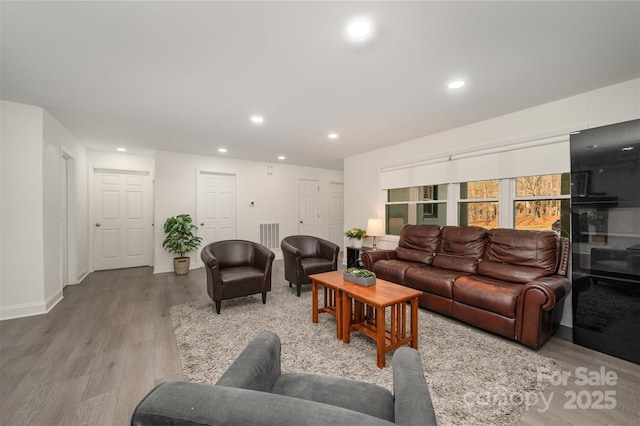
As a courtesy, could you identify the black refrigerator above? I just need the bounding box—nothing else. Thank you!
[570,119,640,364]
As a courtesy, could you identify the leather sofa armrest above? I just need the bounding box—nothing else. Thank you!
[518,275,571,311]
[361,250,396,270]
[318,239,340,266]
[253,243,276,272]
[200,245,219,269]
[392,347,437,426]
[516,275,571,349]
[132,382,395,426]
[281,240,302,258]
[216,331,281,392]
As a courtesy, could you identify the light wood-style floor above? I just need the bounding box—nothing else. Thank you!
[1,261,638,425]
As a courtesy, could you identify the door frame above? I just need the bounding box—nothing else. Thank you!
[195,168,239,268]
[88,165,155,273]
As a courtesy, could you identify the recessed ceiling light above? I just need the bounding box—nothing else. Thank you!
[278,155,286,160]
[218,148,227,153]
[116,147,126,152]
[346,18,373,41]
[447,80,466,89]
[622,146,634,151]
[328,133,339,140]
[250,115,264,124]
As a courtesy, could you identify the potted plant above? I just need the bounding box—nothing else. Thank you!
[344,227,367,248]
[343,267,377,286]
[163,214,203,275]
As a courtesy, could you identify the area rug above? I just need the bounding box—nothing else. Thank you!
[170,284,560,426]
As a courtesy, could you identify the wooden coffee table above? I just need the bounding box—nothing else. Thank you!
[310,270,421,368]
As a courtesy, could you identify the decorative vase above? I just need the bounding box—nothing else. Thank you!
[353,238,363,248]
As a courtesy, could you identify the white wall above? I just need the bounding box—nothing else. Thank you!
[0,101,46,319]
[154,150,343,273]
[344,78,640,328]
[43,111,89,291]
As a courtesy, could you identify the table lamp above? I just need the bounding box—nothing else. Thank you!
[366,218,384,250]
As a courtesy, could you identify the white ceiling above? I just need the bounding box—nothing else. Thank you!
[2,1,639,170]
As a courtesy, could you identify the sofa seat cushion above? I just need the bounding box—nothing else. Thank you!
[220,266,264,284]
[301,257,335,275]
[453,275,521,318]
[405,266,470,298]
[373,260,422,284]
[271,373,394,422]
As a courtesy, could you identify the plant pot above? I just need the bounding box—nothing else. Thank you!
[343,271,376,286]
[174,257,191,275]
[353,239,363,248]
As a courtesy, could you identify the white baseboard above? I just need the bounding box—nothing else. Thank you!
[0,301,47,321]
[45,290,63,312]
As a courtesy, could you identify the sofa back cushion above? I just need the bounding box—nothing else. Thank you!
[396,225,441,264]
[479,228,559,283]
[432,226,486,273]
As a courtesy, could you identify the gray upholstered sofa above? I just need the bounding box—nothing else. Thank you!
[131,331,437,426]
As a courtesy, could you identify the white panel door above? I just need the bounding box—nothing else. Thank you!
[329,182,344,250]
[197,172,237,264]
[60,156,69,287]
[299,179,319,235]
[94,170,153,270]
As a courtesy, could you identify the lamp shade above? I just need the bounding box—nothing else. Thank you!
[366,218,384,236]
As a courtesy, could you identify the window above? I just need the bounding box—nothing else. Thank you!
[383,174,570,236]
[514,173,570,237]
[458,180,499,228]
[385,184,448,235]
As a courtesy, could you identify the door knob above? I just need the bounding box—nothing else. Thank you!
[299,221,303,224]
[200,223,204,226]
[95,223,101,227]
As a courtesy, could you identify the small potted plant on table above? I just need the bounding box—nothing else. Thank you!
[344,227,367,248]
[163,214,202,275]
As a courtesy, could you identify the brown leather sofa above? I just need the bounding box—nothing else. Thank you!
[201,240,275,314]
[361,225,571,349]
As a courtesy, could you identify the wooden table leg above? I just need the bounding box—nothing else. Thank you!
[410,298,418,349]
[312,280,318,323]
[376,306,386,368]
[335,290,342,340]
[342,294,351,344]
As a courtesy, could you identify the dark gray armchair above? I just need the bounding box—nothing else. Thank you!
[281,235,340,296]
[132,331,438,426]
[200,240,275,314]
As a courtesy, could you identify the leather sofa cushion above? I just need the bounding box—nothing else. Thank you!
[405,266,470,298]
[438,226,486,257]
[432,254,477,274]
[398,225,441,252]
[301,258,335,275]
[396,247,434,265]
[372,259,422,285]
[478,260,550,284]
[453,275,521,318]
[484,228,558,272]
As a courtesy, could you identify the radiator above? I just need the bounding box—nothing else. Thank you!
[259,222,280,249]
